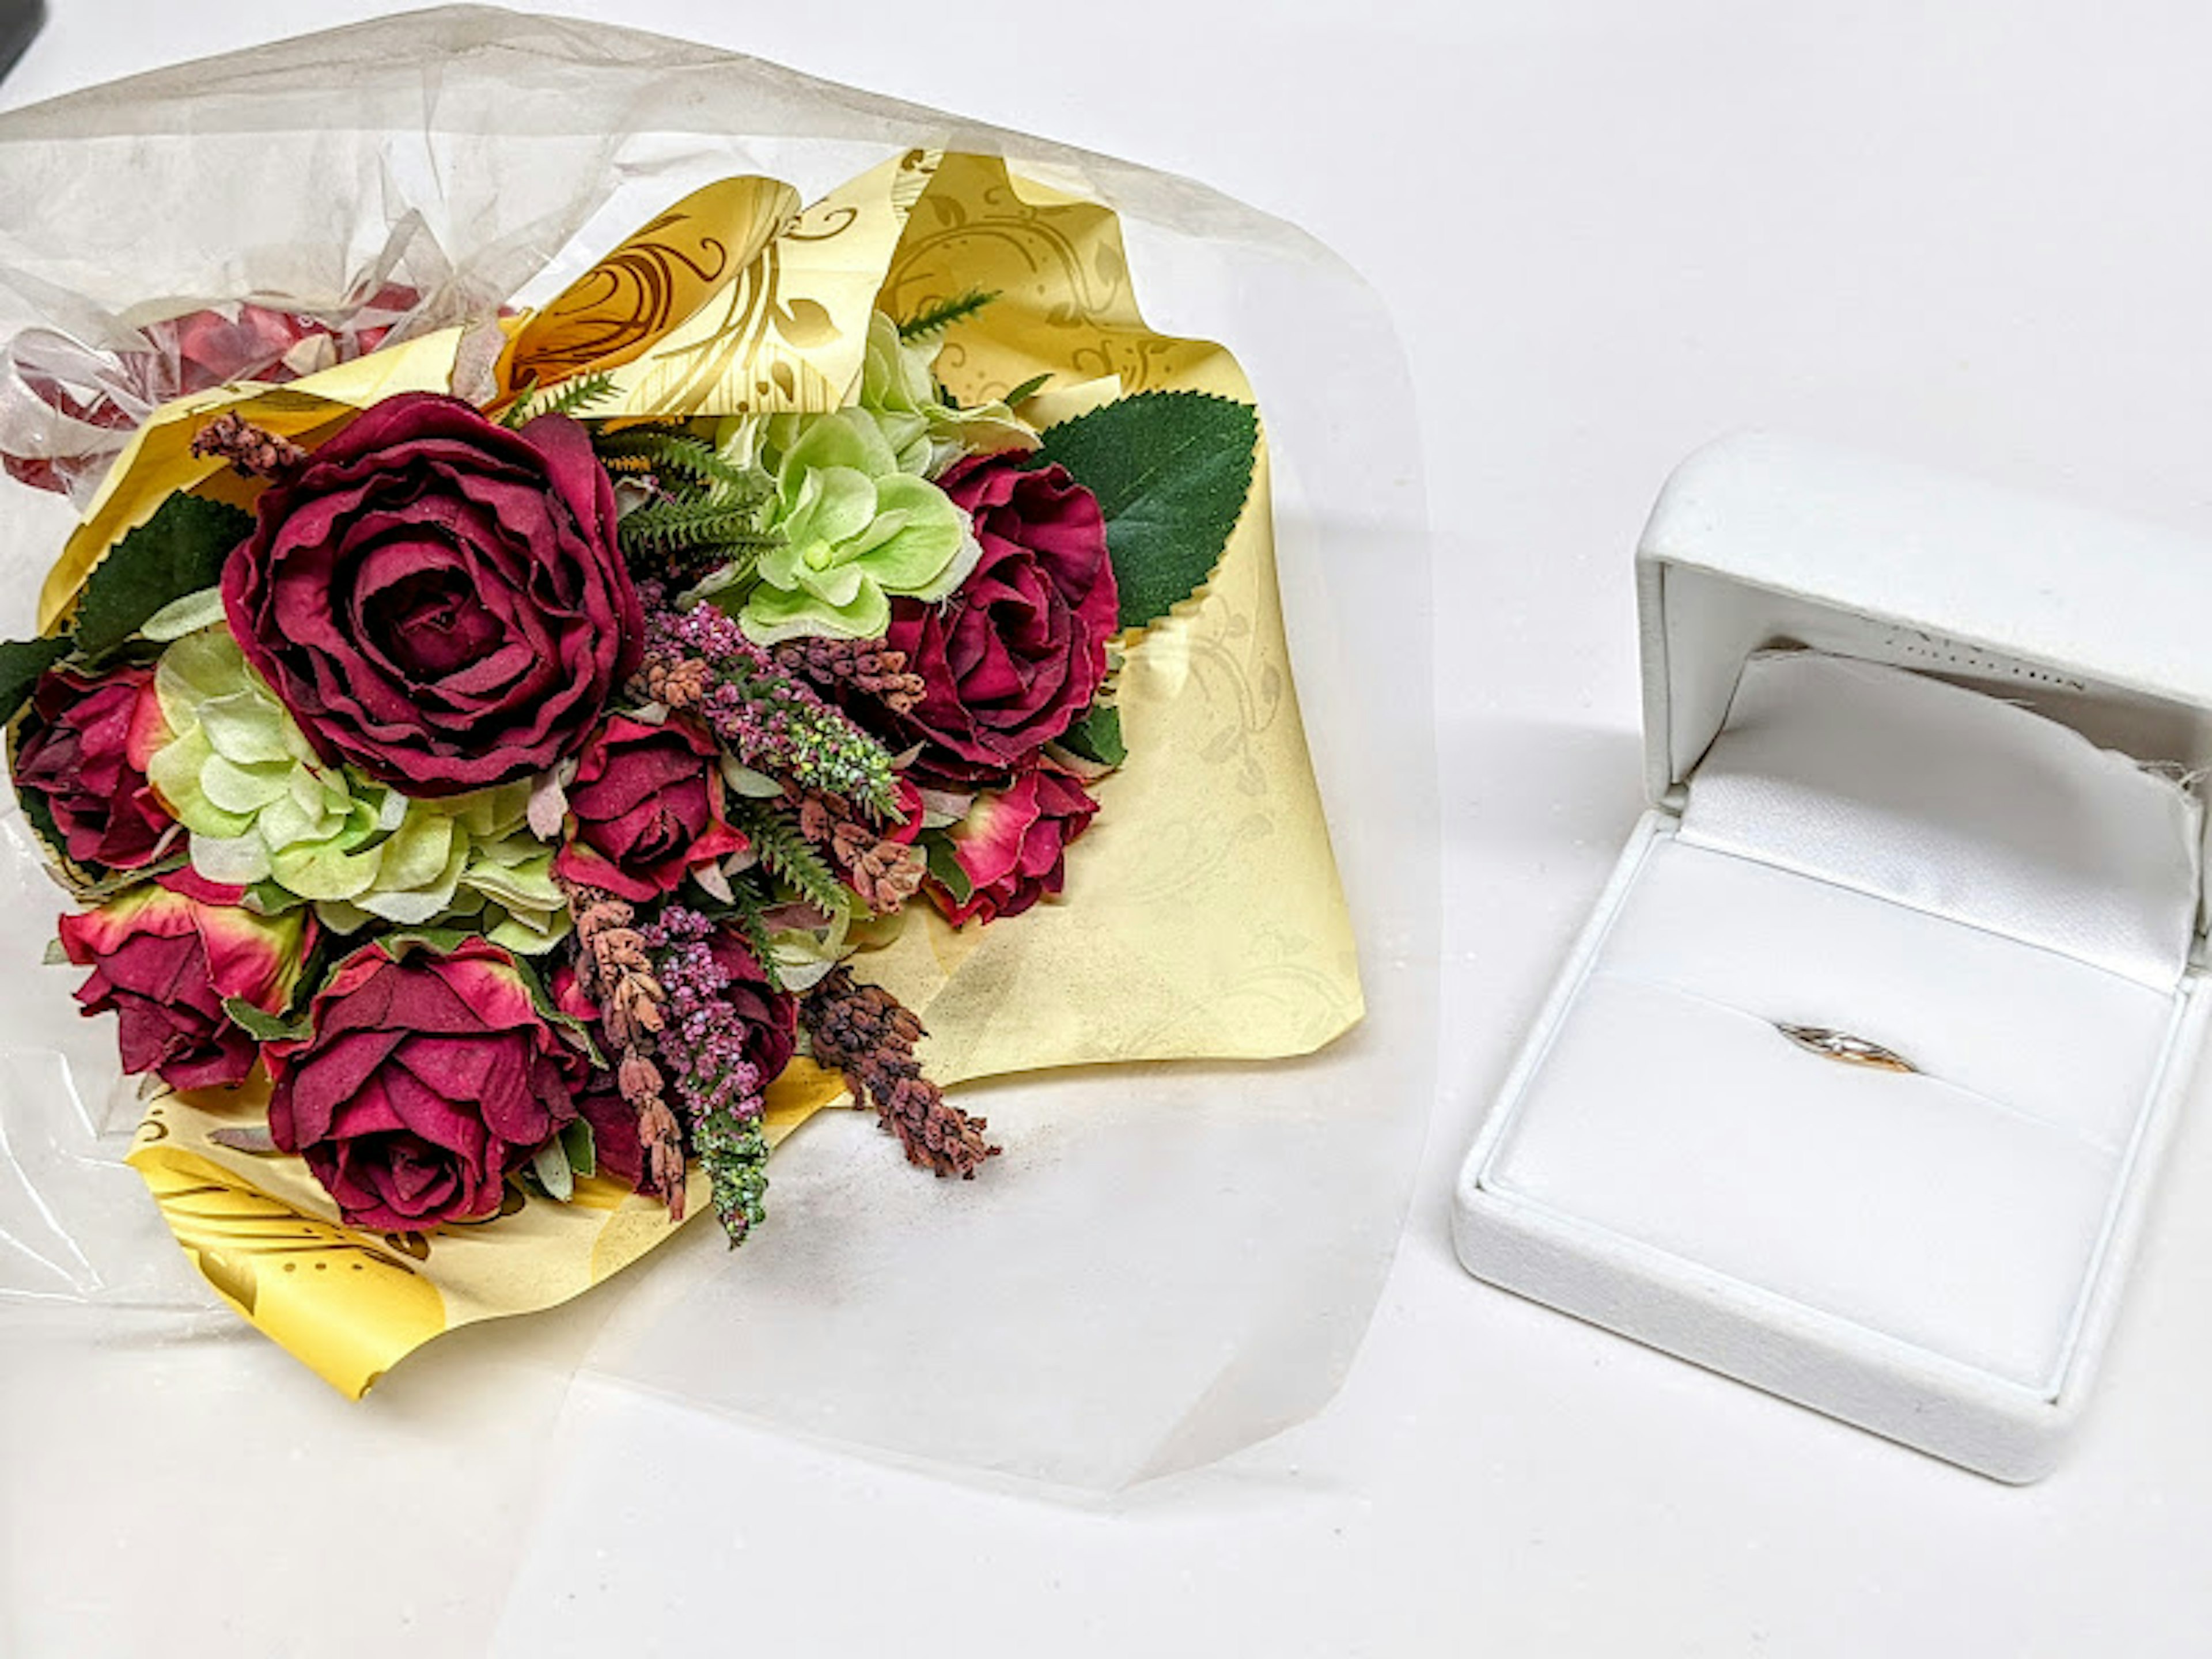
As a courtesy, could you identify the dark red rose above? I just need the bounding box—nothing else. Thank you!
[885,455,1117,779]
[574,1078,647,1192]
[221,391,642,796]
[704,929,799,1082]
[13,663,176,869]
[58,872,313,1090]
[552,715,748,903]
[266,938,589,1232]
[926,767,1100,928]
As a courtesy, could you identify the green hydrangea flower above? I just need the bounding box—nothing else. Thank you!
[692,312,1042,643]
[726,408,981,644]
[145,630,568,952]
[735,312,1039,484]
[851,310,1038,476]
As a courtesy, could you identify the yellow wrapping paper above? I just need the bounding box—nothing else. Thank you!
[80,152,1359,1396]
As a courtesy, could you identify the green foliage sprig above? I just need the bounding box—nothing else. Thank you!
[595,428,760,496]
[733,801,851,919]
[501,372,619,428]
[896,289,998,342]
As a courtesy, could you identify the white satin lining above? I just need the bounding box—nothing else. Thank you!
[1679,653,2204,990]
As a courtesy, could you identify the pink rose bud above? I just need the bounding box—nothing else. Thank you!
[927,767,1100,928]
[59,874,313,1091]
[552,714,749,902]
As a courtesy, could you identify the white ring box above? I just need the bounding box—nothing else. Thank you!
[1453,433,2212,1481]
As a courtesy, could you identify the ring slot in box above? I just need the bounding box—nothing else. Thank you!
[1453,433,2212,1480]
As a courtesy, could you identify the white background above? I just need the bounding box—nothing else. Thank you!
[8,3,2212,1654]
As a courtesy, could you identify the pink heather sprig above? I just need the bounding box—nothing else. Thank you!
[641,903,770,1245]
[635,589,901,820]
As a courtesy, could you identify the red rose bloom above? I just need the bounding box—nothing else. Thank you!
[704,929,799,1082]
[59,870,313,1090]
[266,939,588,1232]
[13,663,175,869]
[926,768,1100,927]
[886,455,1117,779]
[221,391,642,796]
[552,715,748,903]
[573,1076,647,1193]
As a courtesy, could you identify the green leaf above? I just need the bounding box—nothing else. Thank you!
[1036,391,1258,631]
[1058,704,1126,768]
[140,586,229,642]
[503,371,619,429]
[374,926,478,959]
[559,1118,598,1181]
[222,996,309,1044]
[897,289,998,342]
[73,494,253,661]
[0,635,70,724]
[921,832,973,906]
[531,1135,575,1203]
[1002,372,1051,406]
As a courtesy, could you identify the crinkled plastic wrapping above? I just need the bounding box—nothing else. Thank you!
[0,2,1434,1536]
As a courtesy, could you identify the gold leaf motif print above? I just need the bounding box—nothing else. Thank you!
[130,1144,448,1396]
[496,176,799,402]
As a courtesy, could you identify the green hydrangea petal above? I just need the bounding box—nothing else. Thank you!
[354,827,469,924]
[373,811,459,894]
[786,465,881,553]
[154,631,247,717]
[189,832,274,887]
[741,579,891,644]
[312,897,374,935]
[268,836,382,903]
[485,903,571,954]
[196,691,294,766]
[198,754,289,817]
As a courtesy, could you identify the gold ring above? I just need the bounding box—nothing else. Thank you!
[1774,1022,1919,1075]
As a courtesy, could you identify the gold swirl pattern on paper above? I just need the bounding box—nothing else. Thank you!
[71,153,1357,1396]
[124,1063,851,1398]
[495,175,798,402]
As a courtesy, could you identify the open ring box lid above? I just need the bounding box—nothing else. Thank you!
[1453,431,2212,1482]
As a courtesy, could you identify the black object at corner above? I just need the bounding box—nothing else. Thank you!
[0,0,44,83]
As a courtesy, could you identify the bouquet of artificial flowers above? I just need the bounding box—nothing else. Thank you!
[0,135,1342,1399]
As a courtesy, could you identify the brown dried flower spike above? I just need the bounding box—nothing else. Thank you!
[563,880,687,1217]
[189,412,308,480]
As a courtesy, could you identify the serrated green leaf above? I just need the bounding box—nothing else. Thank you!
[1059,704,1126,768]
[921,832,974,904]
[73,494,253,661]
[1036,390,1258,631]
[222,996,309,1044]
[0,635,71,724]
[531,1135,575,1203]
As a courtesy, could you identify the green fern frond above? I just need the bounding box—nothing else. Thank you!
[897,289,998,342]
[595,429,762,497]
[619,498,781,558]
[718,873,783,991]
[736,805,850,918]
[502,372,619,427]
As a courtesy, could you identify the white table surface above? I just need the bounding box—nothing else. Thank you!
[7,3,2212,1654]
